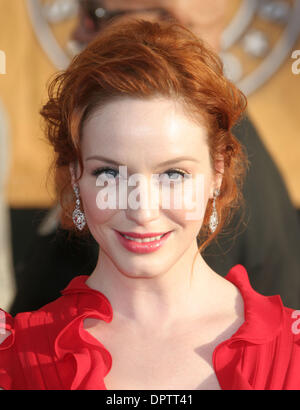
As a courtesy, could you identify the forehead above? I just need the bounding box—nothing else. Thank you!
[81,96,209,160]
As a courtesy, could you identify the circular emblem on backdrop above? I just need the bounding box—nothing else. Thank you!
[26,0,300,96]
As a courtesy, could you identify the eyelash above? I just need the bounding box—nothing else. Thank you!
[91,166,189,181]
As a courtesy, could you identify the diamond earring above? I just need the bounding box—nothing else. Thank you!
[72,183,86,231]
[209,188,220,233]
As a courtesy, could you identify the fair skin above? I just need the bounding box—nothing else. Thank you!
[0,2,240,392]
[69,96,245,390]
[0,96,245,390]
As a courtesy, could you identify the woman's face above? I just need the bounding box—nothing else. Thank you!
[72,96,222,277]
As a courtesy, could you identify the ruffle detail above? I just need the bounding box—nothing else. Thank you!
[0,309,15,350]
[54,268,287,390]
[224,264,284,345]
[0,309,15,390]
[53,276,113,390]
[213,264,287,390]
[0,267,290,390]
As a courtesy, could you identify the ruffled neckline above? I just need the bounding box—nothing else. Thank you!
[222,264,284,344]
[54,264,284,390]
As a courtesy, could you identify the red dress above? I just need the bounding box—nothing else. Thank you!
[1,264,300,390]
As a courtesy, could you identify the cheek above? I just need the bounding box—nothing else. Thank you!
[80,183,118,225]
[78,172,212,229]
[165,174,211,223]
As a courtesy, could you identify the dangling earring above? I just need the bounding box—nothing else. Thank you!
[209,188,220,233]
[72,183,86,231]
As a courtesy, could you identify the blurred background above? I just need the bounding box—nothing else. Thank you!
[0,0,300,312]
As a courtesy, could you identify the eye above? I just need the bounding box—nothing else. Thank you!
[91,167,191,182]
[162,168,189,182]
[92,166,119,179]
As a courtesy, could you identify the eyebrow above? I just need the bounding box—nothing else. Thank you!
[85,155,200,167]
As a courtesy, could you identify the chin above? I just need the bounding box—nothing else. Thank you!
[115,255,176,278]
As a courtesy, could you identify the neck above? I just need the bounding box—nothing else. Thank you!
[85,241,221,333]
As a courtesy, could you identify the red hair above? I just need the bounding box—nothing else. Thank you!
[40,18,247,251]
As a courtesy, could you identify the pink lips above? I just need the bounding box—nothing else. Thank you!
[117,231,167,238]
[115,230,172,254]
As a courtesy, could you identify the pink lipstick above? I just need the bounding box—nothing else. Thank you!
[114,230,172,254]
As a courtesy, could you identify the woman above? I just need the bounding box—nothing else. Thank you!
[1,19,300,390]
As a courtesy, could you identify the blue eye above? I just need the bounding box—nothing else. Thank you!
[163,169,187,181]
[92,167,118,178]
[91,167,190,181]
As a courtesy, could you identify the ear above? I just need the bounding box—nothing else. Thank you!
[209,154,224,198]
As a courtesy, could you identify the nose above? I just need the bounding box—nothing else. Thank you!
[125,205,160,226]
[125,176,160,225]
